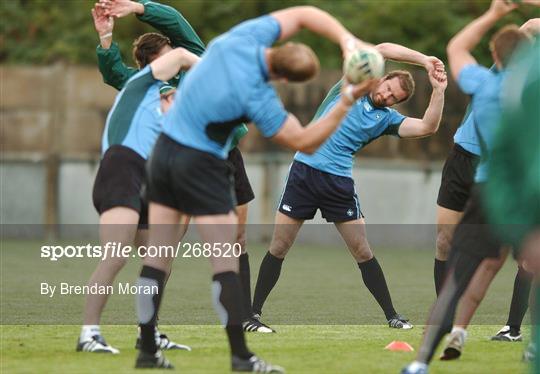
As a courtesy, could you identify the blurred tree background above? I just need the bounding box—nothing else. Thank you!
[1,0,538,66]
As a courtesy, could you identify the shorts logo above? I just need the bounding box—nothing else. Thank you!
[347,209,354,217]
[282,204,292,212]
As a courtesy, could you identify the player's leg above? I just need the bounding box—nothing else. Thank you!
[252,160,314,321]
[492,264,532,342]
[195,212,284,373]
[134,217,192,352]
[435,205,463,295]
[78,207,138,354]
[334,218,412,329]
[440,248,508,360]
[135,202,183,369]
[403,186,502,373]
[252,212,304,318]
[435,144,479,296]
[227,147,256,326]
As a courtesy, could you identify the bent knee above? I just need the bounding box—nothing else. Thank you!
[269,238,293,259]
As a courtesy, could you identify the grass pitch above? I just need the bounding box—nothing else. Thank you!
[0,240,532,373]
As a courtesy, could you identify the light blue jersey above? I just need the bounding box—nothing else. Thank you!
[102,65,163,159]
[457,64,506,183]
[453,111,481,156]
[295,80,406,178]
[163,15,288,159]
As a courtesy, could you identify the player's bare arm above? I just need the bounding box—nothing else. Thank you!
[398,69,447,138]
[150,48,200,82]
[91,3,114,49]
[520,17,540,36]
[272,79,378,154]
[375,43,444,74]
[270,6,368,55]
[447,0,517,80]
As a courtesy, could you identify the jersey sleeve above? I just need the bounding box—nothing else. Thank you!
[381,109,406,136]
[457,64,493,95]
[123,65,158,94]
[96,42,138,91]
[245,84,288,138]
[137,0,206,57]
[229,15,281,46]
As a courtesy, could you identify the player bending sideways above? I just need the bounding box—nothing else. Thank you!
[77,41,198,355]
[441,18,540,360]
[401,1,532,373]
[251,44,447,331]
[94,0,267,334]
[135,5,378,371]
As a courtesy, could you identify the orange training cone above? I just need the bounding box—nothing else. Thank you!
[384,341,414,352]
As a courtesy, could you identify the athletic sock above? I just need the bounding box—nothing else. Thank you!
[506,266,532,330]
[80,325,101,341]
[434,259,447,296]
[212,271,252,359]
[358,257,396,320]
[136,265,166,354]
[252,252,284,316]
[238,253,253,319]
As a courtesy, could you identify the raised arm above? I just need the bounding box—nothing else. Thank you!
[272,79,379,154]
[270,6,367,56]
[397,69,447,138]
[447,0,517,81]
[150,48,200,82]
[92,4,137,90]
[375,43,444,74]
[100,0,206,56]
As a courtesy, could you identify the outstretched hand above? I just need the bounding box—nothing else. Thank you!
[428,67,448,91]
[424,56,445,75]
[98,0,144,18]
[340,78,379,106]
[91,3,114,37]
[488,0,518,18]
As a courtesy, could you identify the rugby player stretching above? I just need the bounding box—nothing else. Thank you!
[402,1,531,372]
[251,44,447,331]
[135,6,377,371]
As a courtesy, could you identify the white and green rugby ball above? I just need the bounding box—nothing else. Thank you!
[343,47,385,84]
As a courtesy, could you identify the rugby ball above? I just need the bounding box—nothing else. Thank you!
[343,47,385,84]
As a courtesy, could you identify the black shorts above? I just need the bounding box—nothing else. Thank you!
[278,160,363,222]
[437,144,480,211]
[228,147,254,206]
[147,134,236,215]
[451,185,502,259]
[92,145,148,225]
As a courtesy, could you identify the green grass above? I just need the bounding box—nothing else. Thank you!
[0,325,529,373]
[0,240,533,372]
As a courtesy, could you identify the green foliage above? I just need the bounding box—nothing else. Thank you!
[0,0,538,66]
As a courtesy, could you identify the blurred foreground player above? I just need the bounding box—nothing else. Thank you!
[77,39,198,354]
[439,18,539,360]
[95,0,265,333]
[402,1,530,372]
[252,44,447,330]
[136,5,378,371]
[484,35,540,367]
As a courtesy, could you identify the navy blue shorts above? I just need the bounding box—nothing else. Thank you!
[278,161,363,222]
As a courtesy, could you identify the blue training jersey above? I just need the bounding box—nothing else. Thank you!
[453,110,481,156]
[457,64,506,183]
[295,80,406,178]
[163,15,288,159]
[102,65,163,159]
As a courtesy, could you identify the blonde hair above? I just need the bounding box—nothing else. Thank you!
[269,42,320,82]
[490,25,530,67]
